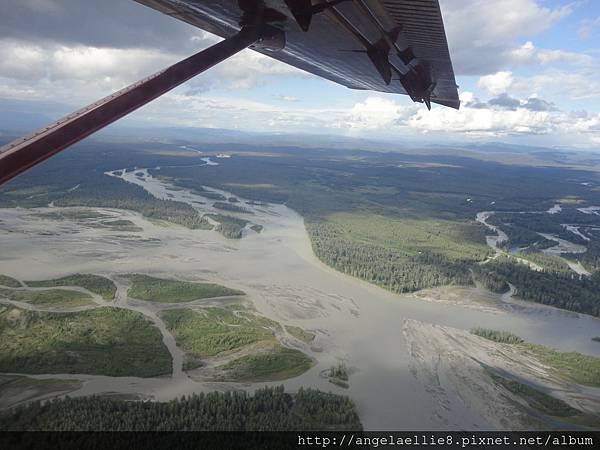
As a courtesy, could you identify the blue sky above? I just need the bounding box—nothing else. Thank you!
[0,0,599,149]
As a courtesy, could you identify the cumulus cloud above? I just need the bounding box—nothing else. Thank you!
[0,36,306,106]
[0,39,181,102]
[487,94,521,110]
[401,91,553,136]
[347,97,415,130]
[131,90,599,147]
[408,105,552,135]
[480,94,557,112]
[476,67,600,103]
[0,0,307,95]
[508,41,594,66]
[521,97,558,112]
[0,0,598,149]
[0,0,305,100]
[439,0,573,74]
[511,69,600,100]
[1,0,595,102]
[477,72,514,95]
[3,0,578,79]
[404,93,598,144]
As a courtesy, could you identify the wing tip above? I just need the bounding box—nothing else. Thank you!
[432,97,461,110]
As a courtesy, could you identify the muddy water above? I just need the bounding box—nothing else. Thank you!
[564,225,590,242]
[475,212,545,270]
[1,169,599,430]
[539,233,587,255]
[476,211,508,253]
[537,233,591,276]
[579,206,600,216]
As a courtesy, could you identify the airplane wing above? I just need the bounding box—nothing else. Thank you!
[135,0,460,109]
[0,0,459,185]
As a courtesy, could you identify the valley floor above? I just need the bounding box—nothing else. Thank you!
[0,170,599,430]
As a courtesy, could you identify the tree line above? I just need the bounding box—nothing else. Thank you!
[0,386,362,431]
[477,258,600,317]
[307,221,474,293]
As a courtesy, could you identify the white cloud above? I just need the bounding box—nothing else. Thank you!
[212,48,308,89]
[408,101,554,136]
[0,41,46,80]
[578,16,600,40]
[136,91,347,133]
[440,0,574,74]
[0,38,308,105]
[0,84,39,99]
[477,72,514,95]
[0,1,598,149]
[508,41,593,66]
[128,90,600,148]
[347,97,414,130]
[534,48,593,66]
[476,66,600,102]
[405,93,600,144]
[511,70,600,100]
[0,39,178,99]
[458,91,476,106]
[50,46,176,84]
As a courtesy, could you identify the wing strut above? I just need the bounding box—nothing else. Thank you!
[0,24,280,186]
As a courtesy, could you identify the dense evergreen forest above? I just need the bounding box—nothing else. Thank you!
[0,386,362,431]
[307,221,475,293]
[487,218,556,250]
[512,252,571,273]
[482,207,600,313]
[489,209,597,250]
[476,257,600,317]
[470,266,510,293]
